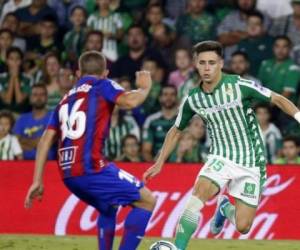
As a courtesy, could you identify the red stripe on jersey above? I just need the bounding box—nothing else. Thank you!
[91,97,114,171]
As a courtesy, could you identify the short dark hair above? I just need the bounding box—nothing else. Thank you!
[192,41,224,58]
[70,5,87,17]
[283,135,300,147]
[0,28,13,38]
[32,83,48,94]
[160,84,177,96]
[254,102,271,113]
[0,110,15,130]
[121,134,139,149]
[247,10,264,22]
[6,46,23,60]
[231,50,249,61]
[274,35,292,47]
[79,50,106,75]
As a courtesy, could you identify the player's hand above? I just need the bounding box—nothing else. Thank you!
[24,182,44,209]
[143,162,162,182]
[135,71,152,90]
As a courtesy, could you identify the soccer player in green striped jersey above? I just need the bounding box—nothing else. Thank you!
[143,40,300,250]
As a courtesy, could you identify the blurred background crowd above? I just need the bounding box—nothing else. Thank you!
[0,0,300,165]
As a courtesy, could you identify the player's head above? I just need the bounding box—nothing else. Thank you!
[193,40,224,84]
[78,50,108,77]
[30,83,48,110]
[0,110,15,136]
[282,135,300,161]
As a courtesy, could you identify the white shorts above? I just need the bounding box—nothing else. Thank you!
[198,155,263,207]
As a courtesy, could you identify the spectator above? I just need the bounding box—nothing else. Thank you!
[26,15,61,59]
[270,0,300,49]
[63,6,88,64]
[0,29,14,72]
[217,0,271,64]
[119,134,142,162]
[47,0,85,29]
[275,135,300,164]
[0,47,32,113]
[1,13,26,52]
[0,110,22,160]
[110,25,165,81]
[87,0,124,62]
[257,0,292,19]
[142,85,178,162]
[13,84,56,160]
[237,11,273,76]
[141,58,162,114]
[15,0,57,38]
[187,115,210,161]
[257,36,300,104]
[168,48,194,90]
[0,0,31,25]
[83,30,103,52]
[165,0,187,21]
[176,0,216,45]
[58,66,76,96]
[230,51,261,84]
[36,52,62,110]
[105,105,140,161]
[255,103,282,163]
[173,130,201,163]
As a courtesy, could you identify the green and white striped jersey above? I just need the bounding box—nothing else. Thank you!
[175,73,272,173]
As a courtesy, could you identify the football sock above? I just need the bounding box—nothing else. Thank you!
[119,207,152,250]
[175,195,204,250]
[97,207,117,250]
[222,202,236,225]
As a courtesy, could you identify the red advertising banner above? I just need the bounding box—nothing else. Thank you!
[0,161,300,239]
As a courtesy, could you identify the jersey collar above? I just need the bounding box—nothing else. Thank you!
[200,73,226,95]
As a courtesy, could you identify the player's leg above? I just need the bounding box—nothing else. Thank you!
[119,186,156,250]
[175,157,230,250]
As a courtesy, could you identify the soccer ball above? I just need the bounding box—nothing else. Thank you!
[149,240,177,250]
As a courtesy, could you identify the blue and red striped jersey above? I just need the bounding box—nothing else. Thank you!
[47,76,124,178]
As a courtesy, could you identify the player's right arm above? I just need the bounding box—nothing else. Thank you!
[143,96,196,181]
[24,129,57,208]
[116,71,152,109]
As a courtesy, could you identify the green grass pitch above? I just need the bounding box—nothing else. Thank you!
[0,235,300,250]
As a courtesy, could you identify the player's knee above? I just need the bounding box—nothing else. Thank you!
[236,220,251,234]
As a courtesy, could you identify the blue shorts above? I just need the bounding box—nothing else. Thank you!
[64,163,144,213]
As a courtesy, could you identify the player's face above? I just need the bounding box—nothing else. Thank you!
[0,117,11,137]
[273,39,290,61]
[30,87,47,109]
[160,87,177,109]
[283,141,299,160]
[194,51,223,84]
[230,55,248,75]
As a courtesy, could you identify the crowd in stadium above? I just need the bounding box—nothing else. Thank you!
[0,0,300,164]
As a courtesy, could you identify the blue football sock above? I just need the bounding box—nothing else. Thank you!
[97,207,117,250]
[119,207,152,250]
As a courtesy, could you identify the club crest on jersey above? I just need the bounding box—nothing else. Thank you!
[225,85,233,96]
[199,108,207,118]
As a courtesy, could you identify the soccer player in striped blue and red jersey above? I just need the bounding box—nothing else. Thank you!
[25,51,156,250]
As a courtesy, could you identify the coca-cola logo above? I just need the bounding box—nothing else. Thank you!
[54,174,295,239]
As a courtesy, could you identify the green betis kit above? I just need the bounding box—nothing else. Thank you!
[175,73,272,182]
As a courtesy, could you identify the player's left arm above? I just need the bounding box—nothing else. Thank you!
[270,92,300,122]
[24,129,57,208]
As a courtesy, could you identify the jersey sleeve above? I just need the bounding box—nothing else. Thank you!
[47,109,59,131]
[175,95,196,130]
[238,77,272,102]
[101,79,125,103]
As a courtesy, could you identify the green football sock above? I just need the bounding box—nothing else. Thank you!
[222,202,236,225]
[175,196,203,250]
